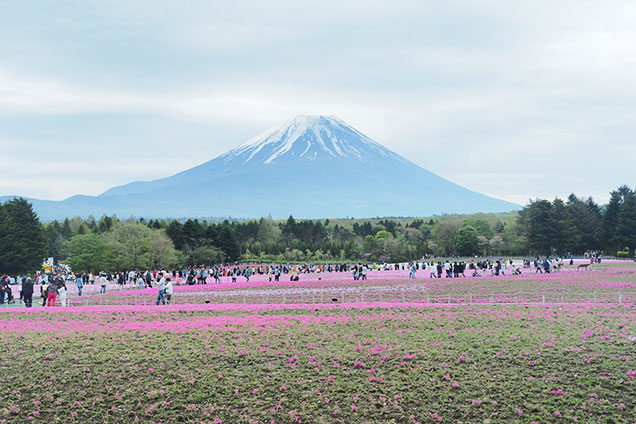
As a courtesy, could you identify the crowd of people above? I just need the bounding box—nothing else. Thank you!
[405,259,522,279]
[0,255,601,308]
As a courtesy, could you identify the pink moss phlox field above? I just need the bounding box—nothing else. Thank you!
[2,265,636,423]
[50,268,636,308]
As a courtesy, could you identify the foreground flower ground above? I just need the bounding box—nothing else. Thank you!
[1,270,636,423]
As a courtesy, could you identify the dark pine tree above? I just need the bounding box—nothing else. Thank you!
[0,198,47,274]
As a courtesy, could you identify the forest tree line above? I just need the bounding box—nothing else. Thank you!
[2,185,636,274]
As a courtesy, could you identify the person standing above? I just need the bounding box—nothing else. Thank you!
[58,281,67,307]
[75,273,84,296]
[409,263,417,279]
[47,278,58,307]
[165,278,173,304]
[155,273,166,305]
[99,272,107,294]
[22,277,34,307]
[41,280,49,307]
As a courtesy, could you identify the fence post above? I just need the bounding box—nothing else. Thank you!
[401,289,405,303]
[619,292,623,305]
[542,294,545,305]
[469,293,473,304]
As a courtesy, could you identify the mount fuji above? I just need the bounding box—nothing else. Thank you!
[4,115,519,220]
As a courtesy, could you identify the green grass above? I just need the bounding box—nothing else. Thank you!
[1,304,635,423]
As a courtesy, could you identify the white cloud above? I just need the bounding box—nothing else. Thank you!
[0,0,635,205]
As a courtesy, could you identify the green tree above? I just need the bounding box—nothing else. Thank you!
[462,218,494,239]
[149,230,182,269]
[430,220,461,256]
[187,246,225,266]
[104,222,153,270]
[256,216,280,244]
[517,199,554,255]
[455,225,479,256]
[551,198,576,255]
[617,188,636,257]
[62,233,113,272]
[363,235,378,258]
[0,198,47,274]
[166,220,185,250]
[566,194,600,253]
[375,230,389,240]
[601,188,626,254]
[218,224,240,261]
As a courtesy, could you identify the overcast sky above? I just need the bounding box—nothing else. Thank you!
[1,0,634,205]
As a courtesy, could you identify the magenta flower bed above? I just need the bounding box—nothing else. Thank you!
[2,265,635,423]
[1,301,635,423]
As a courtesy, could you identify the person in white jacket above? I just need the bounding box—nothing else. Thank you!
[58,282,68,307]
[165,279,174,304]
[99,272,108,294]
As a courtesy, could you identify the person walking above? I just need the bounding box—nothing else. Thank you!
[244,267,251,282]
[22,277,34,307]
[155,273,167,305]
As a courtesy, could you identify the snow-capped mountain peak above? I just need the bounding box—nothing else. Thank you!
[31,114,520,219]
[221,114,404,166]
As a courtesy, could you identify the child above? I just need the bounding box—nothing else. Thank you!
[165,278,173,304]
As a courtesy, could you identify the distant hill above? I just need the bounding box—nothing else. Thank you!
[1,115,519,220]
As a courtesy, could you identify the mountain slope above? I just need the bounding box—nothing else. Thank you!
[4,115,519,220]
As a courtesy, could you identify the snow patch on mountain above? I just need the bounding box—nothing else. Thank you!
[220,114,406,166]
